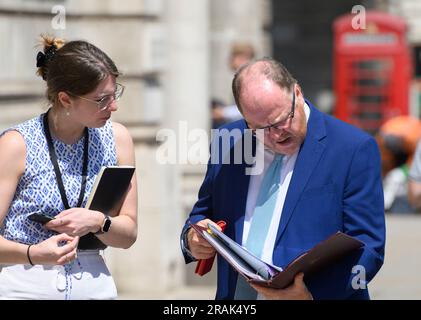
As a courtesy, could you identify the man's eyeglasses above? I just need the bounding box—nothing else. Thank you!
[247,86,295,135]
[68,83,125,111]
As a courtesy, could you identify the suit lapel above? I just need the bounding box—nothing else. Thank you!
[275,103,327,244]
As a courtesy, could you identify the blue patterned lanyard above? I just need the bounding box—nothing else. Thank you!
[56,260,83,300]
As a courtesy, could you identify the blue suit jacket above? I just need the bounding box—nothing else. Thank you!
[181,101,385,300]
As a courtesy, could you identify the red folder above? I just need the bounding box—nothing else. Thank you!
[194,220,226,276]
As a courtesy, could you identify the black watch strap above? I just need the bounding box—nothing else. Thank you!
[95,214,111,234]
[102,215,112,233]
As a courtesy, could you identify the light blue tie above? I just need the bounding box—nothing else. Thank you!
[234,154,284,299]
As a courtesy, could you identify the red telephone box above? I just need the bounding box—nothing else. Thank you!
[333,11,412,134]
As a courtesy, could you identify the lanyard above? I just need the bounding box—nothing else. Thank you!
[43,109,89,209]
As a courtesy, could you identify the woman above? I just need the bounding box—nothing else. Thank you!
[0,36,138,299]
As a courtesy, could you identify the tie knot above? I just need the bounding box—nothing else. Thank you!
[273,154,284,163]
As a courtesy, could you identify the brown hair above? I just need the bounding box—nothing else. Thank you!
[232,57,297,112]
[230,42,255,60]
[36,35,120,105]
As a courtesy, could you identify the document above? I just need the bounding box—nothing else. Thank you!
[190,222,363,289]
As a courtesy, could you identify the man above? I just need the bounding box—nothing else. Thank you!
[181,57,385,300]
[229,42,255,72]
[377,116,421,213]
[212,42,256,126]
[408,139,421,209]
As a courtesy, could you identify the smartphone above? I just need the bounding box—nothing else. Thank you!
[27,212,55,224]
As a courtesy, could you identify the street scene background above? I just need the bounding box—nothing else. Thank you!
[1,0,421,299]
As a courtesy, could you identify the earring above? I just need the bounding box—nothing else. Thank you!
[66,111,70,116]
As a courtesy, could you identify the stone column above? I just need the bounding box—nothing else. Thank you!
[116,0,209,296]
[160,0,210,291]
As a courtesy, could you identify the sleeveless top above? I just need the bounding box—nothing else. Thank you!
[0,112,117,245]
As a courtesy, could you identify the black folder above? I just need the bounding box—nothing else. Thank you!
[78,166,135,250]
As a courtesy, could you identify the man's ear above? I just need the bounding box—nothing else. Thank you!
[295,84,304,105]
[57,91,73,109]
[295,84,302,97]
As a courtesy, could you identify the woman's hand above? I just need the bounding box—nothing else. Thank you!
[45,208,104,237]
[29,233,79,265]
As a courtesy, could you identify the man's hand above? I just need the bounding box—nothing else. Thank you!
[187,219,222,260]
[250,273,313,300]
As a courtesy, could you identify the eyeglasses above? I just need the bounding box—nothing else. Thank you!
[247,86,295,135]
[68,83,125,111]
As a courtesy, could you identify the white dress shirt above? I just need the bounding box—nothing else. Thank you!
[242,102,311,266]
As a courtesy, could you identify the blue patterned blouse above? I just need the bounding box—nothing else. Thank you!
[0,112,117,245]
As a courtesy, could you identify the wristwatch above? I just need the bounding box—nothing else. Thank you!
[95,214,111,234]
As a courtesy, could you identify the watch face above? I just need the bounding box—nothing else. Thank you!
[103,218,112,232]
